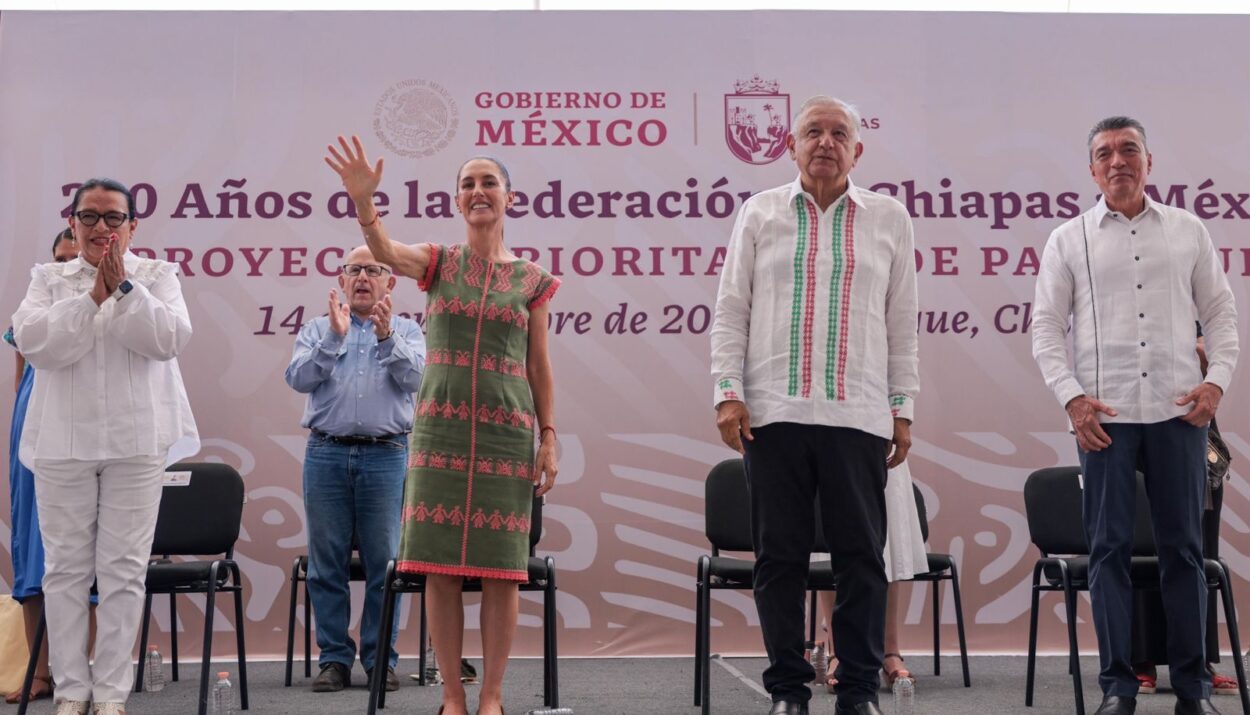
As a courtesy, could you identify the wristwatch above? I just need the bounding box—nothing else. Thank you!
[112,279,133,301]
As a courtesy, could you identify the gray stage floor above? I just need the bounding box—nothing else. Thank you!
[10,654,1246,714]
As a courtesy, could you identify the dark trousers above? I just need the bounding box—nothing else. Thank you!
[743,422,888,706]
[1132,478,1222,666]
[1078,418,1210,699]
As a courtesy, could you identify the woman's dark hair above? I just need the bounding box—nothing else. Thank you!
[455,156,512,191]
[51,228,75,255]
[70,177,135,219]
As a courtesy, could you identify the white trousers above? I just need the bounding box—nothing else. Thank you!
[32,454,165,705]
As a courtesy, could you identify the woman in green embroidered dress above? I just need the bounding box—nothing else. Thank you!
[326,136,559,715]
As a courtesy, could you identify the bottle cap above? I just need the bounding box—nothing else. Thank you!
[218,671,230,679]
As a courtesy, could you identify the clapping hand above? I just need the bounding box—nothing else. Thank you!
[370,295,393,341]
[90,234,126,305]
[327,289,350,336]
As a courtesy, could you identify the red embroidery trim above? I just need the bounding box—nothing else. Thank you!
[527,275,561,309]
[395,559,528,582]
[800,200,819,398]
[418,243,441,292]
[835,202,857,400]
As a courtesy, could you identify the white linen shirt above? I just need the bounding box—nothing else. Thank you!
[1032,196,1238,424]
[710,177,920,441]
[12,252,200,465]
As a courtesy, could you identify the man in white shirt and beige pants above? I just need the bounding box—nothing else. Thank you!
[711,95,920,715]
[13,178,199,715]
[1032,117,1237,715]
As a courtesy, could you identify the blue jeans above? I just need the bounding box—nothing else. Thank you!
[1079,417,1210,699]
[303,432,406,672]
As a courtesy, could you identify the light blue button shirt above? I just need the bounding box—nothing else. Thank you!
[285,313,426,437]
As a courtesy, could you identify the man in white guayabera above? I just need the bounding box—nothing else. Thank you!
[1032,116,1238,715]
[710,95,920,715]
[12,177,199,715]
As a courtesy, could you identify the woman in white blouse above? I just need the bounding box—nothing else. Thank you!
[12,178,199,715]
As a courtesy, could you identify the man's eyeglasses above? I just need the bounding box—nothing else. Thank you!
[342,264,391,278]
[73,210,130,228]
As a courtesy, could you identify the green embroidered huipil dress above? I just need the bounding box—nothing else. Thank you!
[397,244,559,581]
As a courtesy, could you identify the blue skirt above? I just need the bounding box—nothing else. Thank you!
[9,363,43,602]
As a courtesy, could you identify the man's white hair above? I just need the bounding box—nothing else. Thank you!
[792,95,862,140]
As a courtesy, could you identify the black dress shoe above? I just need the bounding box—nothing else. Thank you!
[834,701,883,715]
[1094,696,1136,715]
[1176,697,1222,715]
[311,661,350,692]
[767,701,809,715]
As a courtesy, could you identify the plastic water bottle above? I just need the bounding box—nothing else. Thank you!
[811,641,828,685]
[423,646,441,685]
[892,675,914,715]
[143,645,164,692]
[209,671,234,715]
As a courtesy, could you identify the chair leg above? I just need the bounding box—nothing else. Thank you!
[1060,565,1085,715]
[932,575,941,676]
[694,558,705,707]
[230,564,249,711]
[807,590,818,643]
[304,571,312,678]
[284,557,300,687]
[1214,560,1250,715]
[545,559,559,708]
[200,564,221,715]
[16,604,46,715]
[170,591,180,682]
[700,567,712,715]
[1025,563,1043,707]
[947,563,971,687]
[369,561,399,715]
[135,593,154,693]
[417,594,428,687]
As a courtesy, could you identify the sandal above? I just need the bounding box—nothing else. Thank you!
[1212,671,1239,695]
[1135,662,1157,694]
[825,655,839,693]
[882,652,912,689]
[4,674,53,704]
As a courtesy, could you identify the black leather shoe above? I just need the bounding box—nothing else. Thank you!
[365,666,399,692]
[834,701,883,715]
[1176,698,1223,715]
[311,661,350,692]
[767,701,809,715]
[1094,696,1136,715]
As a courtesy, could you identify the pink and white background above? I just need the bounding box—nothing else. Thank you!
[2,10,1250,659]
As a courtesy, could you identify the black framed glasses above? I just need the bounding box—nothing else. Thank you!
[342,264,391,278]
[74,210,129,228]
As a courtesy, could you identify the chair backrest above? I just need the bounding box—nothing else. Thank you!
[529,491,543,555]
[812,481,931,551]
[151,462,244,557]
[1023,466,1155,556]
[912,484,930,544]
[1024,466,1089,555]
[705,458,754,553]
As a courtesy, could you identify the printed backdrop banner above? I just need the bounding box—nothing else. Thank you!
[2,11,1250,659]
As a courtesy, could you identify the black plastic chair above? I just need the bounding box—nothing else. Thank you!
[134,462,250,715]
[694,458,838,715]
[1023,466,1249,715]
[366,491,557,713]
[283,539,368,686]
[805,483,971,687]
[903,484,972,686]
